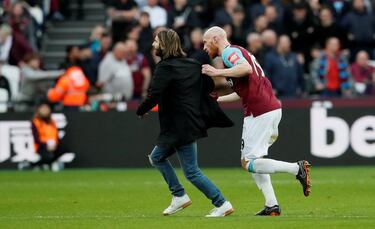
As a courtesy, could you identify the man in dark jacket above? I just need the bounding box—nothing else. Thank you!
[137,29,234,217]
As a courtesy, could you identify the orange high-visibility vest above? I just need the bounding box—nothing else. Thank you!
[32,117,59,151]
[48,66,90,106]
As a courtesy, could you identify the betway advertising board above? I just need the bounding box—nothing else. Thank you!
[0,99,374,168]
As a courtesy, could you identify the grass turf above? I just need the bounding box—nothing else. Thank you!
[0,167,374,228]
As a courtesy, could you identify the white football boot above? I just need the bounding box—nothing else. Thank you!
[163,194,192,216]
[205,201,234,217]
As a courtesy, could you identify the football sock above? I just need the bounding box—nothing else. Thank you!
[248,158,299,175]
[252,173,278,207]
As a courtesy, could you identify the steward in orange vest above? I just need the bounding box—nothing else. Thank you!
[48,66,89,110]
[30,102,65,169]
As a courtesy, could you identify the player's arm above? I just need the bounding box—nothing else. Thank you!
[217,92,241,103]
[202,61,251,78]
[212,76,234,96]
[202,47,252,78]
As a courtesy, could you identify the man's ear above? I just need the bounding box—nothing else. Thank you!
[213,36,217,44]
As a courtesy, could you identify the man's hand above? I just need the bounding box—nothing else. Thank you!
[138,113,148,119]
[202,64,220,77]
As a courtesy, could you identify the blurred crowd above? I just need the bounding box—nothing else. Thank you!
[0,0,375,112]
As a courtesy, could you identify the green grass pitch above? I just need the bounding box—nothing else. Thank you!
[0,167,374,228]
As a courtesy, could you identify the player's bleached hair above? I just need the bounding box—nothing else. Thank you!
[157,29,186,59]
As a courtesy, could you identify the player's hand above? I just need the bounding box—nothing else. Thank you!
[202,64,219,77]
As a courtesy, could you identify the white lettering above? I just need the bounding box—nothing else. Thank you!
[351,116,375,158]
[311,106,350,158]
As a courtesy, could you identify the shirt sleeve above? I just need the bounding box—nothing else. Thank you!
[221,47,246,68]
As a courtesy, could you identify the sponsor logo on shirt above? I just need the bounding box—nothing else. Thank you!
[228,52,240,65]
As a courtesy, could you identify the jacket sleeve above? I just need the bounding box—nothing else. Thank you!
[137,64,172,116]
[23,68,64,81]
[48,76,68,102]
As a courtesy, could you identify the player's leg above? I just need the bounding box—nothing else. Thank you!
[176,141,234,217]
[148,145,188,215]
[241,114,280,216]
[243,109,311,196]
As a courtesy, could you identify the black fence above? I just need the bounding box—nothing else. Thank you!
[0,99,374,169]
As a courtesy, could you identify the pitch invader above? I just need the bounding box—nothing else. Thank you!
[201,26,311,216]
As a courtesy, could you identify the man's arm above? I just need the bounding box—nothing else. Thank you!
[202,61,252,78]
[107,7,138,21]
[137,64,171,116]
[217,92,241,103]
[211,76,234,96]
[202,47,252,78]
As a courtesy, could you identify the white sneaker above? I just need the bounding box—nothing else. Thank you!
[163,194,192,216]
[205,201,234,217]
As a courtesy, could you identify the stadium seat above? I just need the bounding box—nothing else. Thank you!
[0,88,9,112]
[1,65,21,101]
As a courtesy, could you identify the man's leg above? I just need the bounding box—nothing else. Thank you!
[176,142,226,208]
[149,145,184,197]
[243,158,299,175]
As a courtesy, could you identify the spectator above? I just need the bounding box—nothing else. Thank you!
[321,0,351,20]
[264,4,284,34]
[107,0,139,43]
[261,29,277,56]
[264,35,305,97]
[187,27,210,65]
[248,0,283,26]
[284,2,316,65]
[19,53,64,103]
[48,66,90,110]
[92,33,112,81]
[88,25,106,54]
[142,0,167,29]
[79,45,97,85]
[0,24,33,66]
[98,42,133,100]
[308,0,322,21]
[312,37,351,97]
[6,2,38,50]
[213,0,238,25]
[60,45,81,69]
[350,51,375,95]
[167,0,201,45]
[250,15,269,34]
[341,0,375,61]
[246,32,265,65]
[124,39,151,99]
[231,5,247,47]
[137,12,154,69]
[314,7,347,49]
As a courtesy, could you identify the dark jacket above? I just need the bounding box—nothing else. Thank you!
[137,57,233,148]
[264,50,305,97]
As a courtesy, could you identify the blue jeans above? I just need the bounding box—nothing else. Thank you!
[149,141,226,207]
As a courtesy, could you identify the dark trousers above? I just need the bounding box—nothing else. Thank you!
[32,145,65,167]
